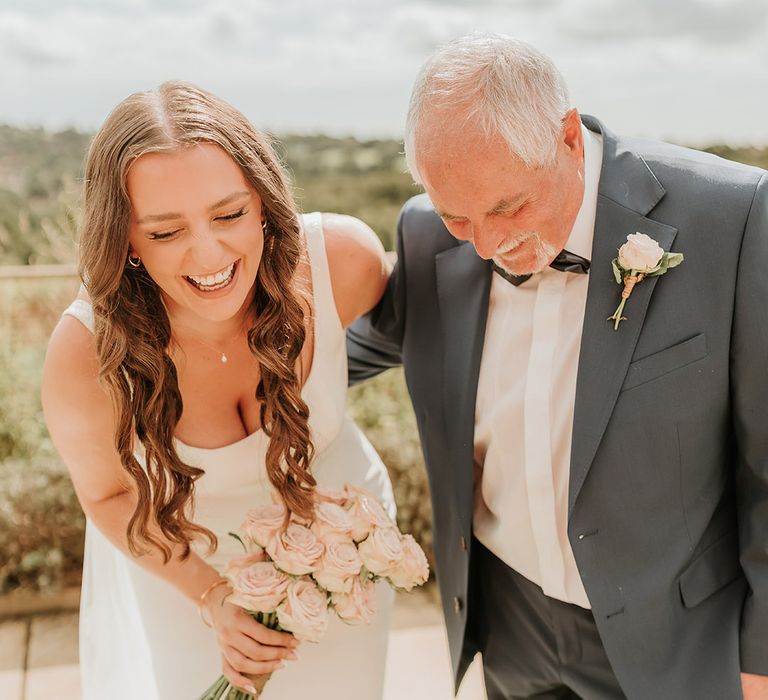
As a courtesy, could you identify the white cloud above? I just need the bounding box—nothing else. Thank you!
[558,0,768,43]
[0,0,764,145]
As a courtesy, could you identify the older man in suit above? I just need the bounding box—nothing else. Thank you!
[348,34,768,699]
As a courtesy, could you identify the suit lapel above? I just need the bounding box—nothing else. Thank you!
[436,242,492,517]
[569,117,678,514]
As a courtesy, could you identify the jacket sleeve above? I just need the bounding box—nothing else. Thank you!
[346,204,408,385]
[732,171,768,674]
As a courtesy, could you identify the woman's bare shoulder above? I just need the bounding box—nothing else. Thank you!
[319,213,391,327]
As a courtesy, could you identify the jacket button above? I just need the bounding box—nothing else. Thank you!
[453,596,463,614]
[460,536,467,551]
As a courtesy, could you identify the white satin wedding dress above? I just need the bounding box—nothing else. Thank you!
[62,212,395,699]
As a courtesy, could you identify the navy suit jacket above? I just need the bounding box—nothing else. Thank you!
[348,116,768,699]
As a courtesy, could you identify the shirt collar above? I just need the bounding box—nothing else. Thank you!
[562,124,603,262]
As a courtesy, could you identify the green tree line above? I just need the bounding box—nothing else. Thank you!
[0,126,420,264]
[3,124,766,266]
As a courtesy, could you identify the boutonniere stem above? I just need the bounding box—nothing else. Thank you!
[608,233,683,331]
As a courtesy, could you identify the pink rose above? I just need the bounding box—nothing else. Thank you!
[228,562,290,613]
[358,527,404,577]
[343,484,379,506]
[331,576,377,625]
[314,485,348,506]
[267,523,324,575]
[387,534,430,591]
[346,488,394,542]
[311,502,354,543]
[240,502,287,549]
[312,541,363,593]
[276,579,330,642]
[618,233,664,272]
[222,550,266,579]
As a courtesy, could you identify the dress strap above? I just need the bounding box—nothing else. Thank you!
[62,298,95,334]
[302,212,344,341]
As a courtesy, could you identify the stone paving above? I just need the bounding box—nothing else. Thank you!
[0,591,486,700]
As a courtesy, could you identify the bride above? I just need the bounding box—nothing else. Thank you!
[42,81,395,699]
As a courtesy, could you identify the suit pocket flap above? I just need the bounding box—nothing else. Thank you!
[622,333,708,392]
[679,529,741,608]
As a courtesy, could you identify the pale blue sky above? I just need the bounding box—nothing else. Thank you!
[1,0,766,145]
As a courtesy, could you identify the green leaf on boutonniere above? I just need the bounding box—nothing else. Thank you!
[611,259,623,283]
[647,252,684,277]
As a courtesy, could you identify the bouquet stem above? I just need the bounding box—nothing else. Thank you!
[248,672,273,698]
[196,672,272,699]
[197,612,279,699]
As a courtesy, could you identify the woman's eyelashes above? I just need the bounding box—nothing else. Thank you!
[216,207,248,222]
[148,229,180,241]
[147,208,248,240]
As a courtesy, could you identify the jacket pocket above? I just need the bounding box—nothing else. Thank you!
[622,333,708,392]
[679,528,742,608]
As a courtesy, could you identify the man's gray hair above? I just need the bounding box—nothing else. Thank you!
[404,33,571,183]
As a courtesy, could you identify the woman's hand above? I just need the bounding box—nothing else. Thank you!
[205,584,300,693]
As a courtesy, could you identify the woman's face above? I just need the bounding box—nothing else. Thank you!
[126,142,265,324]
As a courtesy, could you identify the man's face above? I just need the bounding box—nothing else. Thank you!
[416,109,586,276]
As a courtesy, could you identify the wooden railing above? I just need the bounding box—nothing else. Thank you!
[0,264,78,280]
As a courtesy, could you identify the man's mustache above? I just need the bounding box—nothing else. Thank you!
[496,232,536,254]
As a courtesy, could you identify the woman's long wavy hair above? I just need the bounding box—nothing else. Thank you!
[79,81,315,561]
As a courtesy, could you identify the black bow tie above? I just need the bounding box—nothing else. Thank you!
[492,249,591,286]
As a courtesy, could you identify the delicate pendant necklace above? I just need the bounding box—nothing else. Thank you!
[205,342,230,364]
[175,330,239,365]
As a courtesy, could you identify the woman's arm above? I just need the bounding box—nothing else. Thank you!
[322,213,392,328]
[42,316,298,693]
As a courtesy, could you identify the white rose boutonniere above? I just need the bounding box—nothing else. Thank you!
[608,232,683,330]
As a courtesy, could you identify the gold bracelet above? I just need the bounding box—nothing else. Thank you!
[198,578,229,628]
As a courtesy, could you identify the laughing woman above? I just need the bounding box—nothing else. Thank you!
[41,82,395,699]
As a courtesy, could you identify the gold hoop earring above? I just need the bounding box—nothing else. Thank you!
[127,254,142,268]
[261,217,269,233]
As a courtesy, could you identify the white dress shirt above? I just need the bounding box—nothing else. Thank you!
[473,126,603,609]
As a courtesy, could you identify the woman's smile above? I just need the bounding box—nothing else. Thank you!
[184,259,240,294]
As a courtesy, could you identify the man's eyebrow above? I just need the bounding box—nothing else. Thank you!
[436,195,527,221]
[487,196,526,215]
[135,191,250,225]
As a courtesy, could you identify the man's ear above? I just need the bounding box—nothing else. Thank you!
[561,108,583,156]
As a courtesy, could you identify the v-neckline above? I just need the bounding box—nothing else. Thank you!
[174,361,319,452]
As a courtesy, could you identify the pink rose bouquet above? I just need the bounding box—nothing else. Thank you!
[197,485,429,700]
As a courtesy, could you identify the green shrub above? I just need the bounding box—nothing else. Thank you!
[0,457,84,593]
[0,276,78,462]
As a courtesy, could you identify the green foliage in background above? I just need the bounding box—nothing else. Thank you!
[0,126,420,266]
[2,124,766,267]
[0,458,84,593]
[703,144,768,171]
[0,126,87,265]
[279,134,421,251]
